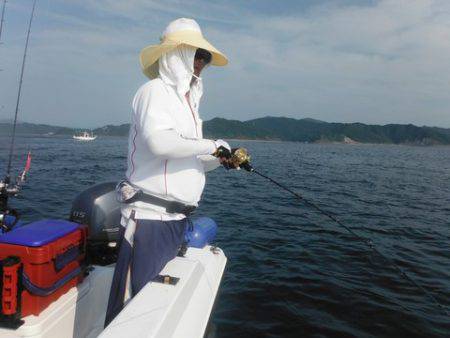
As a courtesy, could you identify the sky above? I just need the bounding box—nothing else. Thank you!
[0,0,449,128]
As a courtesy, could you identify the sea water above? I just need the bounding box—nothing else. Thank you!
[0,135,449,337]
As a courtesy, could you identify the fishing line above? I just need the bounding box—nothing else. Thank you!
[249,168,449,316]
[224,148,449,317]
[6,0,37,180]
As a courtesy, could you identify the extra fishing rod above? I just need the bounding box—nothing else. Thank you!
[0,0,6,44]
[0,0,36,227]
[0,0,6,72]
[0,0,6,43]
[6,0,36,179]
[228,148,449,317]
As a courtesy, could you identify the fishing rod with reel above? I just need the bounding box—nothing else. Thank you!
[221,147,449,317]
[0,151,31,230]
[0,0,36,231]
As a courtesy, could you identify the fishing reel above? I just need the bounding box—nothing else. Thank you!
[0,177,22,232]
[214,146,253,171]
[229,148,253,172]
[0,152,32,232]
[0,176,21,209]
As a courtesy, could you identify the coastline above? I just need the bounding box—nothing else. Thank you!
[2,133,450,147]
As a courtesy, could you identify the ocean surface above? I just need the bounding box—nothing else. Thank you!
[0,135,449,337]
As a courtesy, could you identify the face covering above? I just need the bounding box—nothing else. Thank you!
[158,45,205,110]
[189,71,205,112]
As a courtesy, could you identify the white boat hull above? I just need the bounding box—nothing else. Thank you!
[0,246,226,338]
[72,136,97,141]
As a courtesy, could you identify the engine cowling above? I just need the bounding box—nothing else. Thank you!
[69,182,121,265]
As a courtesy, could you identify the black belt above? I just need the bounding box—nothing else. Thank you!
[125,191,196,216]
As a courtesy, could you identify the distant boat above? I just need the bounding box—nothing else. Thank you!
[73,131,97,141]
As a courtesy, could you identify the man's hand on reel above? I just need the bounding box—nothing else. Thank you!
[212,141,252,171]
[212,140,238,169]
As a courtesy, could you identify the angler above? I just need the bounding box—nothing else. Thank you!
[104,18,240,326]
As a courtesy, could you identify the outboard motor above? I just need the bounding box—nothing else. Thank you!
[69,182,121,265]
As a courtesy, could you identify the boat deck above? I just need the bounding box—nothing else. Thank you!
[0,246,226,338]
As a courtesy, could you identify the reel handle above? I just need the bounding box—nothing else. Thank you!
[230,148,253,172]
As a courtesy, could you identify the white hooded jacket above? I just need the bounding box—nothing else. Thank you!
[121,45,221,223]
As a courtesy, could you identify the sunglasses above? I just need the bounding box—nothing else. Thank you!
[195,48,212,65]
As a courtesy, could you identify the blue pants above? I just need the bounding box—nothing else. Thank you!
[104,218,187,327]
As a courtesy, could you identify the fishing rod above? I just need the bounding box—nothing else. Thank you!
[0,0,36,228]
[6,0,36,178]
[228,148,449,317]
[0,0,6,44]
[0,0,6,72]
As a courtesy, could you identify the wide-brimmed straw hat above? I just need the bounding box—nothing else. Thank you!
[140,18,228,79]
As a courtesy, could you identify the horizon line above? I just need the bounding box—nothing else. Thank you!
[0,116,449,130]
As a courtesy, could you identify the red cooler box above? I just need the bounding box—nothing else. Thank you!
[0,219,87,325]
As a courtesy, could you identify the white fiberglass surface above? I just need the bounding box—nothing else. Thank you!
[0,246,226,338]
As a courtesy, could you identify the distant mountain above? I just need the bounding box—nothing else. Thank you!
[93,124,130,136]
[1,117,450,145]
[0,122,73,135]
[204,117,450,145]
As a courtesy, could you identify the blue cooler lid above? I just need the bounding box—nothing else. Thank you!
[0,219,80,247]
